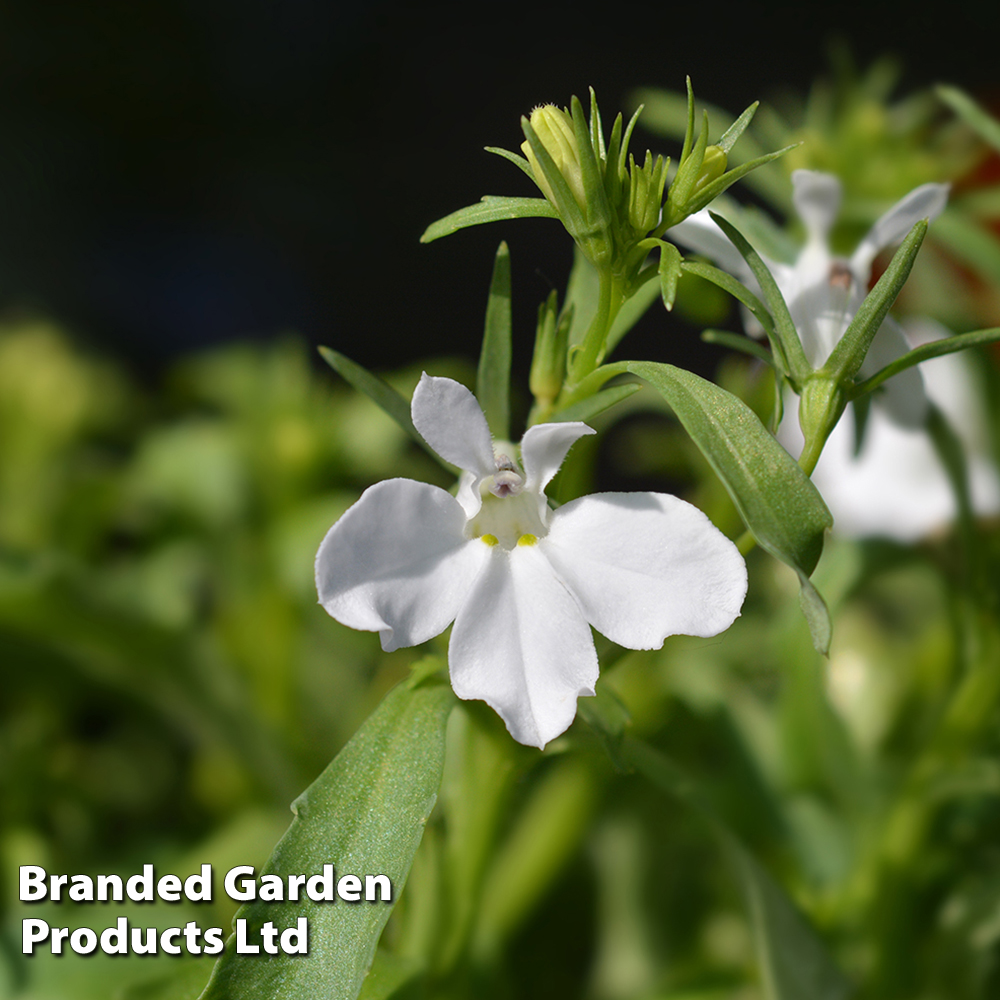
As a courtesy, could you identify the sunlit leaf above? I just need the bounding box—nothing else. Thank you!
[198,671,455,1000]
[420,197,558,243]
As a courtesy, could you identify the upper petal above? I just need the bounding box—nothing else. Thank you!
[315,478,488,651]
[791,170,842,246]
[521,421,596,497]
[411,374,496,478]
[448,544,599,748]
[850,182,950,279]
[541,492,747,648]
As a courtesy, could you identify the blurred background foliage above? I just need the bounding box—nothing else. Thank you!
[2,2,1000,998]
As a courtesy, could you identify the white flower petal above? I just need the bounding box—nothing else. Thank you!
[521,421,595,496]
[792,170,842,245]
[850,182,950,278]
[449,545,598,748]
[411,373,495,477]
[315,478,488,651]
[541,492,747,648]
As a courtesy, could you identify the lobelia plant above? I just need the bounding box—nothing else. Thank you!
[193,84,1000,1000]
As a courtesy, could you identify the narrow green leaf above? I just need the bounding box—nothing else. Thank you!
[571,93,611,228]
[709,212,809,379]
[625,361,832,578]
[851,326,1000,398]
[621,738,851,1000]
[198,673,456,1000]
[484,145,536,180]
[588,86,606,160]
[680,76,696,163]
[658,241,682,311]
[420,196,558,243]
[826,220,927,380]
[797,572,832,658]
[701,329,777,368]
[477,242,512,439]
[317,347,455,473]
[717,101,759,153]
[937,84,1000,153]
[553,382,641,423]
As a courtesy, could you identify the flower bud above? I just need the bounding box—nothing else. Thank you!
[693,145,727,194]
[628,150,668,234]
[530,290,568,409]
[521,105,587,212]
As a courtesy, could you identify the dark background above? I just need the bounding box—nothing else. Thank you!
[0,1,993,378]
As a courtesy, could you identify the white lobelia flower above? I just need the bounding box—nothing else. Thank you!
[670,170,1000,540]
[315,374,747,747]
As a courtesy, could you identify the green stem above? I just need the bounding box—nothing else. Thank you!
[570,268,623,383]
[797,434,824,476]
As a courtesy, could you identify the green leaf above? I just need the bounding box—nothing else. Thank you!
[420,196,558,243]
[797,572,832,658]
[708,213,809,380]
[477,242,513,439]
[620,738,852,1000]
[317,347,456,474]
[658,241,682,311]
[717,101,759,153]
[826,220,927,381]
[198,672,456,1000]
[356,951,425,1000]
[484,145,536,180]
[625,362,832,624]
[851,326,1000,398]
[937,84,1000,153]
[553,382,641,423]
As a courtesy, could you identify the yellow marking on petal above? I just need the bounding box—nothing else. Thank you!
[517,534,538,547]
[480,534,499,547]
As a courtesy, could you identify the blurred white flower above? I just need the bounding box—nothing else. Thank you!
[315,374,747,747]
[671,171,999,540]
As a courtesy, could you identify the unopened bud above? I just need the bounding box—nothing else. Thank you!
[521,105,587,211]
[693,145,727,194]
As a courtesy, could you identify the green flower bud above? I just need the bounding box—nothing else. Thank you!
[529,290,569,410]
[521,105,587,212]
[693,145,727,194]
[627,150,668,234]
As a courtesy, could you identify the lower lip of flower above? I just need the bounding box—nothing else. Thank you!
[467,492,548,550]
